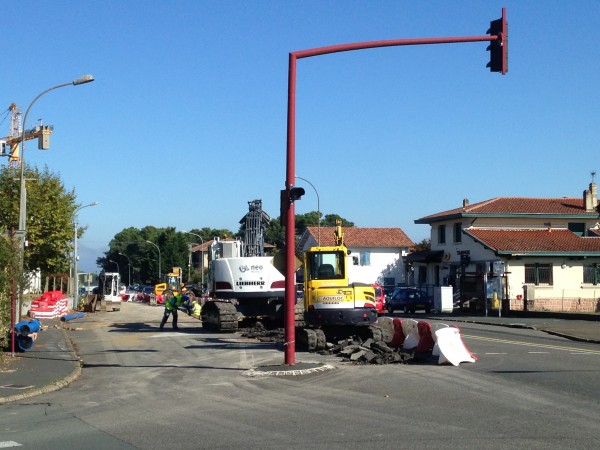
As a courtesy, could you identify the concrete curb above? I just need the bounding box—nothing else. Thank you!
[242,363,336,377]
[0,327,82,405]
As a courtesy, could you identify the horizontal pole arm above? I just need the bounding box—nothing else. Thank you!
[293,35,497,59]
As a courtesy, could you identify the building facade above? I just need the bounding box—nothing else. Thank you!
[414,180,600,313]
[296,226,415,290]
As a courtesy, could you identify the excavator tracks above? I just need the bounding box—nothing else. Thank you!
[201,300,239,331]
[296,328,327,352]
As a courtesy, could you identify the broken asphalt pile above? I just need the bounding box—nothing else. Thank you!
[241,323,426,365]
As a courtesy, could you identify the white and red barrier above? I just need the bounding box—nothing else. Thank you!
[434,327,477,366]
[401,318,420,350]
[383,317,476,366]
[29,290,69,319]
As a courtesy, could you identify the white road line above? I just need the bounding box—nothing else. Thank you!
[0,442,22,448]
[463,334,600,354]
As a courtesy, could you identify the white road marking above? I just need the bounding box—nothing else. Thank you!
[463,334,600,354]
[0,442,22,448]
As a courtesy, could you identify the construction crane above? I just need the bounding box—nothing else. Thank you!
[0,103,54,167]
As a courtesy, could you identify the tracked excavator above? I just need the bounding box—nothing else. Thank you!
[298,220,382,350]
[201,202,382,351]
[201,200,303,330]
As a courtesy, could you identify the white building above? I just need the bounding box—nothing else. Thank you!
[296,226,415,290]
[413,180,600,313]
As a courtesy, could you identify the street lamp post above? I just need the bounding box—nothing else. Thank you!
[109,259,119,274]
[17,74,94,321]
[295,176,320,246]
[182,231,204,290]
[145,240,161,281]
[73,201,98,309]
[118,252,132,286]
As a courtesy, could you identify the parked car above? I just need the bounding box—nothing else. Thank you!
[386,288,433,314]
[371,284,386,315]
[137,285,155,303]
[385,286,405,304]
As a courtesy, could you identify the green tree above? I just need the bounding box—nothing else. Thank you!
[0,233,21,351]
[0,164,80,281]
[100,227,235,285]
[413,238,431,251]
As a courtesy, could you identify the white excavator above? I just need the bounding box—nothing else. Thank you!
[201,200,302,330]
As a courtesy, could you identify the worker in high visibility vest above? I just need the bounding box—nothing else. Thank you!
[159,293,190,330]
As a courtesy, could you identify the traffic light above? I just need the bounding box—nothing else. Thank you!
[486,8,508,74]
[280,186,305,227]
[289,186,305,202]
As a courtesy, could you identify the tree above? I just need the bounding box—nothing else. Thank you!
[0,164,80,281]
[413,238,431,251]
[0,232,21,350]
[100,226,235,285]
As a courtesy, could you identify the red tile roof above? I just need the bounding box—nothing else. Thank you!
[303,227,415,248]
[416,197,600,223]
[465,228,600,255]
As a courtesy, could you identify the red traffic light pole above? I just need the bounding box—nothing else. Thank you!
[284,9,508,365]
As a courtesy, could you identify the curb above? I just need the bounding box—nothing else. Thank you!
[0,327,82,405]
[242,363,336,377]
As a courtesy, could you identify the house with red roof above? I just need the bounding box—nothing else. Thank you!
[296,226,415,289]
[414,179,600,312]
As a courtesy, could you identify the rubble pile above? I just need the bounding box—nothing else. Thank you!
[327,336,417,364]
[241,324,424,364]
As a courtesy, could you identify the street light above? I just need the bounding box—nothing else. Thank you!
[17,74,95,320]
[145,240,161,281]
[118,252,132,286]
[108,259,119,274]
[182,231,204,290]
[73,201,98,309]
[295,176,320,246]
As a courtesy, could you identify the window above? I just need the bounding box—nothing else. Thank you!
[568,223,586,236]
[453,223,462,243]
[438,225,446,244]
[525,263,553,285]
[583,264,600,285]
[359,252,371,266]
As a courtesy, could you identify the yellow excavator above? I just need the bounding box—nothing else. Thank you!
[300,220,380,349]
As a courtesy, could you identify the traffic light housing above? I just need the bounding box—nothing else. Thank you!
[280,186,305,227]
[486,8,508,74]
[289,186,305,202]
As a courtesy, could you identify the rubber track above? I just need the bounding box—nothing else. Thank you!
[201,301,239,331]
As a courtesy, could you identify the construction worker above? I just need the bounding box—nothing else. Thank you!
[159,293,191,330]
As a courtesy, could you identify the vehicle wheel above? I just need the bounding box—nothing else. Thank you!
[387,305,394,314]
[403,306,409,314]
[425,308,431,314]
[410,307,416,314]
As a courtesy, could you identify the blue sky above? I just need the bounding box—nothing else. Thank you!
[2,1,599,273]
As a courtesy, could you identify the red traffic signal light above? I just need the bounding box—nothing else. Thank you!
[486,8,508,74]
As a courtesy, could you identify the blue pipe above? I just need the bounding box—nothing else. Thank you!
[14,319,41,336]
[61,312,85,322]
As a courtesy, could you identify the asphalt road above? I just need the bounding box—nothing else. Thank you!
[1,303,600,449]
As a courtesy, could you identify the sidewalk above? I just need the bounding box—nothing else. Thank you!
[1,311,599,404]
[0,319,81,405]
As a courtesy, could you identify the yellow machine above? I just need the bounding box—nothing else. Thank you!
[154,267,190,302]
[300,221,380,348]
